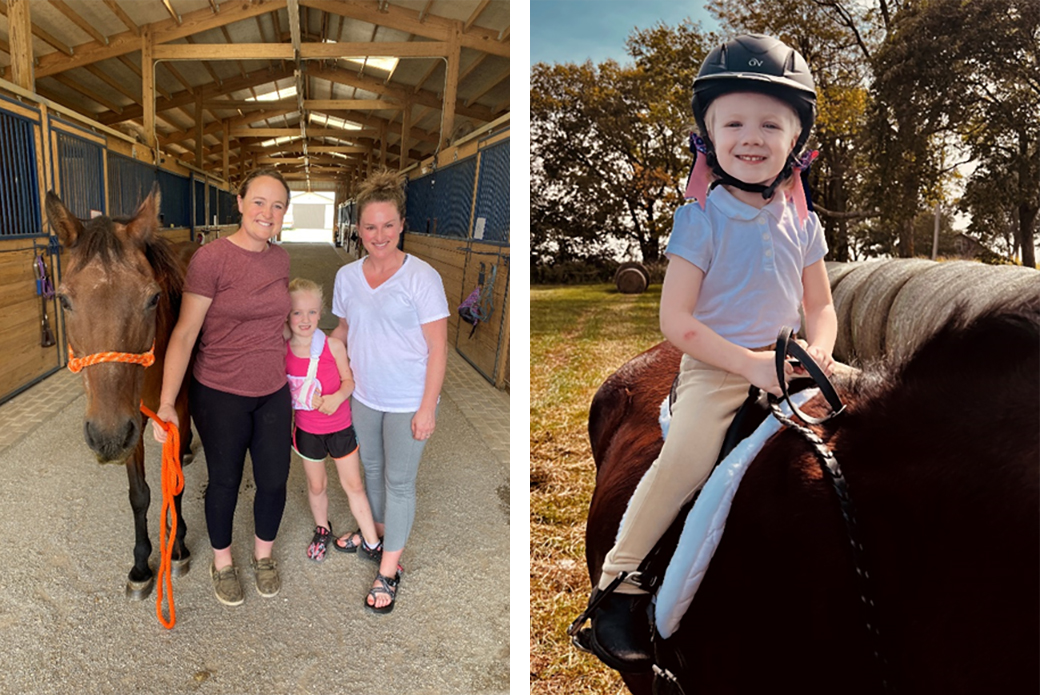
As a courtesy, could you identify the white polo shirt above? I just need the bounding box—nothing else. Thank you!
[332,255,450,412]
[665,185,828,349]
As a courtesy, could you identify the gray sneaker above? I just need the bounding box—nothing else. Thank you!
[210,563,244,606]
[250,556,281,597]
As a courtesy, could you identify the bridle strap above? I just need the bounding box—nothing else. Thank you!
[772,327,844,424]
[67,342,156,373]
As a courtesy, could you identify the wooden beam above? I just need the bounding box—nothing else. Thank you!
[459,53,488,86]
[116,54,172,99]
[142,28,155,148]
[160,0,182,25]
[464,0,491,32]
[185,35,224,87]
[154,43,294,61]
[50,73,123,113]
[440,23,461,150]
[0,0,73,56]
[7,0,33,91]
[195,93,204,167]
[33,0,288,78]
[306,99,400,111]
[299,0,508,58]
[49,0,108,46]
[400,101,411,170]
[222,120,230,181]
[103,0,140,37]
[309,65,494,122]
[150,41,449,61]
[159,61,194,94]
[230,127,364,137]
[84,64,142,105]
[465,66,508,107]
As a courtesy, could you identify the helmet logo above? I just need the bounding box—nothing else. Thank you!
[748,58,764,67]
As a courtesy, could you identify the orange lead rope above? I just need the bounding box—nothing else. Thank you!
[139,403,184,629]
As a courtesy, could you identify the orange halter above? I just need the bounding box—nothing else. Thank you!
[65,340,183,629]
[66,342,156,373]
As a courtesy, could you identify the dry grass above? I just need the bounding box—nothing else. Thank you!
[530,284,662,694]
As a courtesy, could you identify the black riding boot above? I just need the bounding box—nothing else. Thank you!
[589,590,654,673]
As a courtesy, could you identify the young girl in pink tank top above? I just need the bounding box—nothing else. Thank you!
[286,278,381,563]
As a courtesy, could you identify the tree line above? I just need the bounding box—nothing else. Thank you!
[531,0,1039,277]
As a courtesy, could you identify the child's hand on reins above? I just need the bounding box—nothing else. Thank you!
[745,351,788,397]
[800,344,835,377]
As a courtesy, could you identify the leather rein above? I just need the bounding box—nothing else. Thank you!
[767,328,893,693]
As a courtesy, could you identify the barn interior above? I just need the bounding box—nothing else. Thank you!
[0,0,511,402]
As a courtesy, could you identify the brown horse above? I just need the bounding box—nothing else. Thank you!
[47,187,195,600]
[584,295,1039,694]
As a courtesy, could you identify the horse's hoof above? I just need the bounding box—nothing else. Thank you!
[171,556,191,578]
[126,576,155,601]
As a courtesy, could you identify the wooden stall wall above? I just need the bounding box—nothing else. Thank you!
[403,235,510,388]
[0,84,227,404]
[0,95,60,402]
[400,125,510,389]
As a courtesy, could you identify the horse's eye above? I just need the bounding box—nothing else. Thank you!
[57,294,72,312]
[146,293,161,311]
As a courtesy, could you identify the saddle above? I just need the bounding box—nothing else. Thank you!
[570,329,845,684]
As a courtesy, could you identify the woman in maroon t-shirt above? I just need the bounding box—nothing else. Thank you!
[152,167,292,607]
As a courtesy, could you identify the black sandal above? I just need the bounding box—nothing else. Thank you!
[334,528,383,563]
[365,569,401,614]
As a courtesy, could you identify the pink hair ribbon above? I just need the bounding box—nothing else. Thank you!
[684,134,713,208]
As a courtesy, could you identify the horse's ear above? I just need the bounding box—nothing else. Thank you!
[45,191,83,248]
[125,183,161,245]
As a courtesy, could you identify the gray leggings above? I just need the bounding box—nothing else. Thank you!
[351,398,431,553]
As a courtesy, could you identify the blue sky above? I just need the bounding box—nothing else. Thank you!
[530,0,720,66]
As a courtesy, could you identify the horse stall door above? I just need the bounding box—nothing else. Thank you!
[454,252,510,387]
[452,138,510,388]
[0,104,61,403]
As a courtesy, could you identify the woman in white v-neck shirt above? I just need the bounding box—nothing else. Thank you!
[330,170,449,614]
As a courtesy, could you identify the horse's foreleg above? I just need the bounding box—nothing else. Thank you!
[125,439,155,600]
[170,488,191,577]
[171,399,192,576]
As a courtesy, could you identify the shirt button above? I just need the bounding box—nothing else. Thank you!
[765,249,773,257]
[762,232,770,241]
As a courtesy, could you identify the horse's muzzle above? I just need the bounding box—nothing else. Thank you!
[84,417,140,464]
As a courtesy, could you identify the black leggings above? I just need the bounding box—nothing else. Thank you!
[190,377,292,549]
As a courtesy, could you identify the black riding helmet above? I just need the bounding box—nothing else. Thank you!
[691,34,817,198]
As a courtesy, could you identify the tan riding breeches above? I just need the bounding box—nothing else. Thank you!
[599,354,752,594]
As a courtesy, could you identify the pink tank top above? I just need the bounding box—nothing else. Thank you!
[285,336,353,435]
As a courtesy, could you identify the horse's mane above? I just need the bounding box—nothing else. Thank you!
[834,290,1040,494]
[844,291,1040,406]
[76,215,185,297]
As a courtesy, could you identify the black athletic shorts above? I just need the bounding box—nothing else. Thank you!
[292,424,359,461]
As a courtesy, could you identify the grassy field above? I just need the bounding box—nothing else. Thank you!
[530,284,663,694]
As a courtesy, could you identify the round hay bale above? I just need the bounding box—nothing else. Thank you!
[829,260,887,364]
[615,261,650,294]
[849,258,937,364]
[825,261,864,293]
[886,263,1038,361]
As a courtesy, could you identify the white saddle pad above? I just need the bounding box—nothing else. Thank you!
[652,389,818,639]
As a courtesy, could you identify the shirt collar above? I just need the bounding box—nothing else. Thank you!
[707,185,790,222]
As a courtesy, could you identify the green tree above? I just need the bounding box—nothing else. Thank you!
[531,21,714,266]
[953,0,1039,266]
